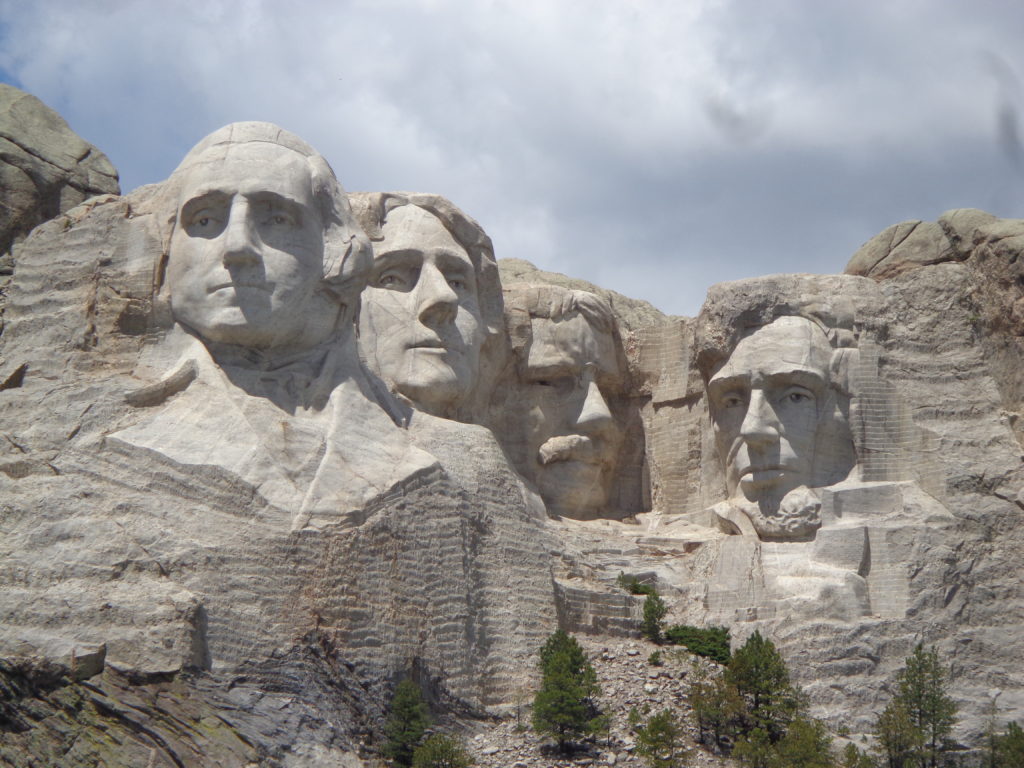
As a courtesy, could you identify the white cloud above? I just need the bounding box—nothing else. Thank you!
[1,0,1022,315]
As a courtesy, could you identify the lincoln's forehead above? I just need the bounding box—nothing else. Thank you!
[712,316,831,383]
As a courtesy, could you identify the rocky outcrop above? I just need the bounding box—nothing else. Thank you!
[0,84,119,329]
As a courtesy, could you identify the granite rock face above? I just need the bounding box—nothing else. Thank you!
[0,84,119,270]
[0,96,1022,766]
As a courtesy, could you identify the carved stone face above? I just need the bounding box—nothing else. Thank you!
[167,142,330,349]
[520,313,623,518]
[707,316,834,508]
[358,205,483,415]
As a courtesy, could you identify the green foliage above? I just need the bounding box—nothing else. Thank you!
[995,721,1024,767]
[411,734,473,768]
[663,625,731,665]
[840,742,876,768]
[617,571,656,596]
[648,650,663,667]
[642,592,668,643]
[875,644,957,768]
[635,709,691,768]
[628,706,643,729]
[687,664,745,749]
[734,727,775,768]
[726,631,802,743]
[532,630,602,752]
[768,715,833,768]
[384,679,431,767]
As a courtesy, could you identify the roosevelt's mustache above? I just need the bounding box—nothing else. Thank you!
[538,435,606,466]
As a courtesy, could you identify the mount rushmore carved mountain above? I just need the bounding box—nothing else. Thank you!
[0,87,1021,766]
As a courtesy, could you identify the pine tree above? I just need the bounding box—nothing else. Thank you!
[767,715,833,768]
[996,721,1024,767]
[897,644,957,768]
[688,664,744,749]
[384,679,431,767]
[532,630,602,752]
[726,631,801,743]
[411,733,474,768]
[874,644,957,768]
[635,709,691,768]
[642,591,667,643]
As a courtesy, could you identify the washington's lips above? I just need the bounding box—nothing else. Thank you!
[208,281,273,293]
[538,434,613,467]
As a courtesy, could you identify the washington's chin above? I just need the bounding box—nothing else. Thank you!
[535,460,609,516]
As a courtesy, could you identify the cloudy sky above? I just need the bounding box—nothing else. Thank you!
[2,0,1022,317]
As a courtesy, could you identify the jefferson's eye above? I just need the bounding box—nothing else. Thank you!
[781,388,815,405]
[722,394,745,408]
[448,278,466,290]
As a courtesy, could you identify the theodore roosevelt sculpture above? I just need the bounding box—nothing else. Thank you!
[703,314,857,540]
[498,284,625,519]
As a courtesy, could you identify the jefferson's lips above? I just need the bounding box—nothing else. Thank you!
[405,339,446,350]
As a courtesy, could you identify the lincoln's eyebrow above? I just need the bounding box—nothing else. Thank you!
[373,249,423,267]
[764,368,826,392]
[707,373,749,394]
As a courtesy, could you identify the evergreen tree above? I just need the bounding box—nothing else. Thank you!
[876,696,916,768]
[688,664,744,749]
[839,742,876,768]
[642,591,668,643]
[532,630,602,752]
[874,644,957,768]
[384,679,431,767]
[995,721,1024,767]
[898,645,957,768]
[733,726,774,768]
[635,709,691,768]
[767,715,834,768]
[411,733,474,768]
[726,631,801,743]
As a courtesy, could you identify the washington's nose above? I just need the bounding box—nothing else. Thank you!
[572,367,617,438]
[221,200,260,267]
[739,389,780,444]
[416,263,458,326]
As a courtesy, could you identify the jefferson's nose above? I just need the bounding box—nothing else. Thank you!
[221,199,260,267]
[416,263,458,326]
[739,389,780,445]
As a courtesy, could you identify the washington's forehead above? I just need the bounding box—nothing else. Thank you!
[714,317,831,381]
[379,205,462,255]
[178,143,315,203]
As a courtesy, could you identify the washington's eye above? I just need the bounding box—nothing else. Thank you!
[448,278,466,290]
[722,394,745,408]
[198,217,211,227]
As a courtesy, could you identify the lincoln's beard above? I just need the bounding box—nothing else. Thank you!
[741,485,821,541]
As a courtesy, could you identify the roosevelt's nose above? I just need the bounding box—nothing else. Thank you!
[416,262,458,326]
[572,366,618,439]
[739,389,780,445]
[221,199,260,267]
